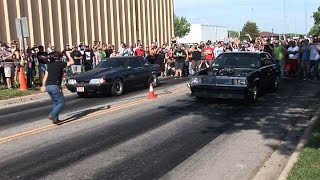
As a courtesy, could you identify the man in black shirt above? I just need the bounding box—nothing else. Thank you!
[174,44,187,78]
[191,45,202,74]
[70,46,83,75]
[40,49,74,124]
[84,46,95,71]
[37,46,48,85]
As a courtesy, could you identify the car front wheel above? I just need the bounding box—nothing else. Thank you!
[248,86,259,103]
[111,79,124,96]
[145,72,159,88]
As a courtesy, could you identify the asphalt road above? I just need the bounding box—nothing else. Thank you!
[0,78,319,180]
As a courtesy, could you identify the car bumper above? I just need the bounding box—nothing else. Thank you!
[66,83,112,93]
[190,85,250,99]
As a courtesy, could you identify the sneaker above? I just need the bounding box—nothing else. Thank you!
[52,119,63,125]
[48,115,63,125]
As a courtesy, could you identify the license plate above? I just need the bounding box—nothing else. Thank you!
[76,87,85,92]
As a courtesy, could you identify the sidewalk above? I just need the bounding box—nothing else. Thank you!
[253,106,320,180]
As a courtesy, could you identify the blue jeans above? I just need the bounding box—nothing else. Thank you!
[309,60,319,78]
[275,59,285,78]
[46,85,65,120]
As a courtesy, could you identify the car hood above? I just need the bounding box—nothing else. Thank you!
[207,67,255,77]
[72,68,124,82]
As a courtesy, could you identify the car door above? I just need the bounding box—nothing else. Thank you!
[259,53,273,89]
[128,57,146,86]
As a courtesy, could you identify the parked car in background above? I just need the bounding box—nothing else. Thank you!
[189,52,280,102]
[66,56,160,97]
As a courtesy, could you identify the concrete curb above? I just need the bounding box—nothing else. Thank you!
[277,107,320,180]
[0,90,74,108]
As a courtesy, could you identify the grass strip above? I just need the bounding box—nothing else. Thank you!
[0,89,39,100]
[287,121,320,180]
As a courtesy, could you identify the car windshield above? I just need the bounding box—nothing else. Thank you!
[213,53,260,68]
[95,58,127,69]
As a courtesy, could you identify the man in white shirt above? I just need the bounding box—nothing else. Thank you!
[214,41,224,59]
[309,40,320,79]
[286,41,299,77]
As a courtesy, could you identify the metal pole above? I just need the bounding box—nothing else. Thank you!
[284,0,286,38]
[19,19,25,52]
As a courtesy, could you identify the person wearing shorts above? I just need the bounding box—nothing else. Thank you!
[174,44,187,78]
[1,46,13,88]
[70,46,83,75]
[286,41,299,77]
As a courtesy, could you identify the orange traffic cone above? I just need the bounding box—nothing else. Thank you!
[147,83,157,99]
[19,66,27,90]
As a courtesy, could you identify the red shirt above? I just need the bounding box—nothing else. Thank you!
[204,47,214,60]
[135,48,145,57]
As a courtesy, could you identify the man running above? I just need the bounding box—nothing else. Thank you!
[40,50,74,124]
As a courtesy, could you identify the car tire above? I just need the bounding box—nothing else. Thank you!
[111,78,124,96]
[77,92,88,98]
[272,76,280,91]
[145,72,159,88]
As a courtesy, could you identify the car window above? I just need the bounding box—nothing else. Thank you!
[139,57,150,65]
[213,53,260,68]
[95,58,127,68]
[128,58,143,68]
[260,53,273,67]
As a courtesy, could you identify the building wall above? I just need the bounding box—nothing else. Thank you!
[0,0,174,50]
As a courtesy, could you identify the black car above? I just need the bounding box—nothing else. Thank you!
[66,56,160,97]
[189,52,280,102]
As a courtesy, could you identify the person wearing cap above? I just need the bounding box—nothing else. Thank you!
[40,50,74,124]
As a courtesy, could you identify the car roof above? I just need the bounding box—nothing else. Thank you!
[223,51,265,55]
[102,56,141,61]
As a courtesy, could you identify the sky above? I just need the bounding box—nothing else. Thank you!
[174,0,320,34]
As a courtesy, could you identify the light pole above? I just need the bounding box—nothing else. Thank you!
[284,0,286,38]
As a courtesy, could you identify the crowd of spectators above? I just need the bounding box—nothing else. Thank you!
[0,35,320,90]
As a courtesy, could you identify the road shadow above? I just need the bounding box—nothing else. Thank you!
[61,105,111,124]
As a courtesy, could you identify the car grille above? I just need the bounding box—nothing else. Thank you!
[202,77,232,85]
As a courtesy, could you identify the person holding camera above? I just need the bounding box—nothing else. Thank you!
[40,49,74,124]
[191,44,202,74]
[174,44,187,78]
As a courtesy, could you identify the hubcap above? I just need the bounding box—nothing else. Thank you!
[275,77,279,88]
[115,82,122,93]
[152,75,157,85]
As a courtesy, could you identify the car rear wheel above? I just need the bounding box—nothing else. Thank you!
[111,79,124,96]
[77,92,88,98]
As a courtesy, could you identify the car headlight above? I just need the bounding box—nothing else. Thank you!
[232,79,247,85]
[89,78,105,84]
[190,77,201,85]
[67,79,77,85]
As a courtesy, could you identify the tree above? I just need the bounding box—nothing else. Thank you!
[228,30,239,38]
[174,14,191,38]
[308,6,320,36]
[239,21,260,41]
